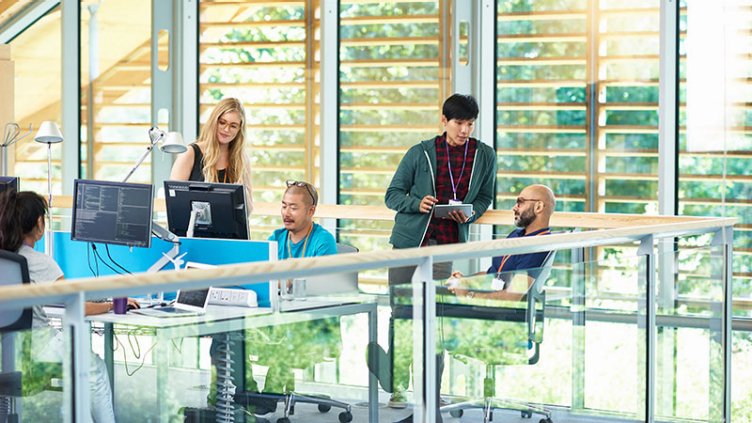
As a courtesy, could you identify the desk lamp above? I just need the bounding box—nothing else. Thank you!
[1,123,32,176]
[34,121,64,256]
[121,128,187,280]
[122,127,187,183]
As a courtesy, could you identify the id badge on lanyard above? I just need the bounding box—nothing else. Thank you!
[491,276,506,290]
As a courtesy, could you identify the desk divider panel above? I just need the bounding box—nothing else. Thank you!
[37,231,274,307]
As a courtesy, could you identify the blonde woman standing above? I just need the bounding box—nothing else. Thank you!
[170,97,254,212]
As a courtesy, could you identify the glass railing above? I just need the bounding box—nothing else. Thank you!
[0,213,734,423]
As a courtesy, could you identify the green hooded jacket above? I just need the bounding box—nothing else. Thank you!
[385,136,497,249]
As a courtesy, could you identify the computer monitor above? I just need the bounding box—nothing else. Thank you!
[164,180,249,240]
[71,179,154,248]
[0,176,19,194]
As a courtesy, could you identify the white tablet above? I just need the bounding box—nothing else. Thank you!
[433,204,473,219]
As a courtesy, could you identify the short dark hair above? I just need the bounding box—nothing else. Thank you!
[442,94,479,121]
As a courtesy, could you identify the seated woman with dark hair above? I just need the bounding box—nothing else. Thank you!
[0,190,138,423]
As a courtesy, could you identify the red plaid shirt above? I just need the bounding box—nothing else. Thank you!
[422,134,476,246]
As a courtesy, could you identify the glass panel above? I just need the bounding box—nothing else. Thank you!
[654,242,726,422]
[80,0,153,183]
[1,326,65,422]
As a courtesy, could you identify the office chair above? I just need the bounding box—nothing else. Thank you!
[234,243,359,423]
[0,250,42,422]
[439,250,557,423]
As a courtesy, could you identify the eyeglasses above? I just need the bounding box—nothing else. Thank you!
[217,118,241,132]
[286,180,318,206]
[515,197,542,206]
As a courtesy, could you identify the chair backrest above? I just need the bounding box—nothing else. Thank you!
[0,250,33,333]
[526,249,557,364]
[529,249,557,296]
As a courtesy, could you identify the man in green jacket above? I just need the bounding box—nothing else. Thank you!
[379,93,497,422]
[386,93,497,283]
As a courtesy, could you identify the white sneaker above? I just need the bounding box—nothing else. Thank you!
[388,392,408,409]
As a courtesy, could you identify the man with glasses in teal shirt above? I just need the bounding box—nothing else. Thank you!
[236,180,339,417]
[268,180,337,259]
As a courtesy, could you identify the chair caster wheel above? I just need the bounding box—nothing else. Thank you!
[450,409,463,418]
[521,409,532,418]
[276,418,291,423]
[318,403,332,413]
[338,411,353,422]
[539,418,553,423]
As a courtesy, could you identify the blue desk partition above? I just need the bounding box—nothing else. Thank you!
[37,231,276,307]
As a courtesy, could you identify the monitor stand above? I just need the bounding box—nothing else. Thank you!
[147,235,187,303]
[186,210,198,238]
[147,242,186,273]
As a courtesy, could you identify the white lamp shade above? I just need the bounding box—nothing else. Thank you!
[160,132,187,154]
[34,121,64,144]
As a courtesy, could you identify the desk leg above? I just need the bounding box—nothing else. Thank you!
[104,323,114,400]
[368,305,379,423]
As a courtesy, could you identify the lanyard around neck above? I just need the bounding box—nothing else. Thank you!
[445,139,470,201]
[495,229,551,276]
[286,224,313,259]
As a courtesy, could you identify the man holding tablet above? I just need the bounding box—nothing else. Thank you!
[385,93,496,288]
[381,94,496,422]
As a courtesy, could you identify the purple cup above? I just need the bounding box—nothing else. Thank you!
[113,297,128,315]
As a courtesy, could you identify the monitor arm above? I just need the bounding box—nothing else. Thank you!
[152,221,179,244]
[186,210,198,238]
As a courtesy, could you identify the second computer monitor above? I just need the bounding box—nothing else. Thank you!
[164,180,249,240]
[71,179,154,248]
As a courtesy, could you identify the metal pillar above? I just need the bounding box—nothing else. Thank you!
[637,236,656,423]
[63,292,90,423]
[414,257,436,423]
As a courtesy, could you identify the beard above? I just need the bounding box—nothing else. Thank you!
[514,208,536,228]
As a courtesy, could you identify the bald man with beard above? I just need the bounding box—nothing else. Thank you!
[449,184,556,301]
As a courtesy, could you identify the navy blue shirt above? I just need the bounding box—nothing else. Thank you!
[487,227,551,281]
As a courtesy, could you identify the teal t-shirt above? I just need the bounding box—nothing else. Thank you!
[269,222,337,259]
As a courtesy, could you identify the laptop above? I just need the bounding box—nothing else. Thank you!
[132,288,210,317]
[279,271,359,312]
[305,271,359,296]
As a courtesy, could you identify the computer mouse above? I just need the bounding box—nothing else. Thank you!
[126,303,139,311]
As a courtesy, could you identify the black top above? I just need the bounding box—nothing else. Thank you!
[188,143,227,183]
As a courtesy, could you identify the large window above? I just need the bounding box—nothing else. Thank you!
[338,0,446,262]
[199,0,316,239]
[680,1,752,421]
[10,6,62,197]
[495,0,660,215]
[80,0,152,183]
[495,0,668,418]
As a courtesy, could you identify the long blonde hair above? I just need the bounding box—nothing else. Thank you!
[196,97,254,211]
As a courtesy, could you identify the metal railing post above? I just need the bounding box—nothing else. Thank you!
[571,246,586,412]
[637,235,656,423]
[414,256,436,423]
[63,292,90,423]
[711,226,734,422]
